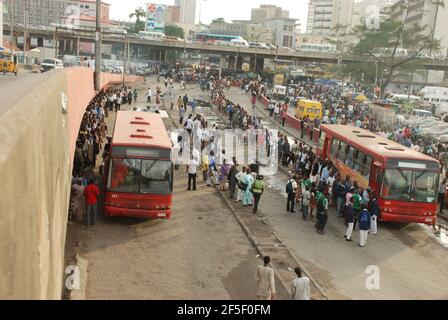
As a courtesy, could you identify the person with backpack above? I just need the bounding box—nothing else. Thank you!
[344,196,355,241]
[352,188,362,231]
[358,204,371,247]
[315,186,329,234]
[251,175,265,214]
[286,176,298,213]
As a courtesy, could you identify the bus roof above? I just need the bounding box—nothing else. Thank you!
[112,111,171,149]
[320,124,438,163]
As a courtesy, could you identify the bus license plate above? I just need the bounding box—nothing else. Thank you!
[425,217,432,222]
[157,212,166,217]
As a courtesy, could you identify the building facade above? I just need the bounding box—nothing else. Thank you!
[265,18,299,48]
[209,21,271,43]
[306,0,333,35]
[251,5,289,22]
[165,5,181,24]
[3,0,110,27]
[390,0,448,58]
[178,0,197,25]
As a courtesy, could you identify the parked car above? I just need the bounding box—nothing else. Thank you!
[40,58,64,73]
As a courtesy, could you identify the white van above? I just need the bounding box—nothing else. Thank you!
[138,31,165,41]
[411,109,432,118]
[273,85,287,99]
[40,58,64,73]
[229,39,249,48]
[420,86,448,115]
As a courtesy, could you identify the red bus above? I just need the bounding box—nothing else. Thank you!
[103,111,173,219]
[315,124,439,225]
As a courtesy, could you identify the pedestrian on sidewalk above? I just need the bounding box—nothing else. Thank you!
[228,162,239,199]
[146,88,152,103]
[256,256,276,300]
[352,188,362,230]
[344,196,355,241]
[187,156,199,191]
[133,89,138,103]
[242,168,254,206]
[302,185,311,220]
[315,186,329,234]
[71,178,85,223]
[291,267,310,300]
[84,178,100,226]
[251,175,265,214]
[235,166,246,202]
[368,191,379,235]
[268,100,275,117]
[358,204,371,247]
[218,159,230,191]
[438,178,446,214]
[286,176,298,213]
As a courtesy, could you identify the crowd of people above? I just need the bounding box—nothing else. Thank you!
[70,84,138,226]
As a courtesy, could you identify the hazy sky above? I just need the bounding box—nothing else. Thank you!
[107,0,310,32]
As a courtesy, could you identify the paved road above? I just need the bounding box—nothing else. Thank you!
[0,69,59,117]
[65,89,290,300]
[66,77,448,299]
[141,79,448,299]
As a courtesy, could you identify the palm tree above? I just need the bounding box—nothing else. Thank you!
[129,7,146,23]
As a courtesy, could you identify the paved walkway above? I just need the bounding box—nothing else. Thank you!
[64,82,290,300]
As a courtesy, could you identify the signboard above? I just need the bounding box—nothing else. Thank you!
[242,63,250,72]
[274,74,284,85]
[146,3,166,33]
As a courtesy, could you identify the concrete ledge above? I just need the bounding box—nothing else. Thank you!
[68,254,88,300]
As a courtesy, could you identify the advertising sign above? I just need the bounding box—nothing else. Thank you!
[146,3,166,33]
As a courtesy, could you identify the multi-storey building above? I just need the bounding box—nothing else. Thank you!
[164,5,181,24]
[177,0,197,25]
[3,0,110,27]
[306,0,334,35]
[251,5,289,22]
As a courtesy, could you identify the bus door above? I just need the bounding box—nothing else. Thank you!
[369,161,384,195]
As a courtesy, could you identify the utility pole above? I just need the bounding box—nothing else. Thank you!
[24,0,28,63]
[94,0,102,91]
[9,0,14,52]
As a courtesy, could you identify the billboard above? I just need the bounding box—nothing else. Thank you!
[146,3,166,33]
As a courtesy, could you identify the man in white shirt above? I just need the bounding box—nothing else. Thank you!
[291,267,310,300]
[187,156,199,191]
[146,88,152,103]
[184,115,194,134]
[256,256,276,300]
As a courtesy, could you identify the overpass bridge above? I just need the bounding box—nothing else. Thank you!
[4,24,448,72]
[0,68,142,299]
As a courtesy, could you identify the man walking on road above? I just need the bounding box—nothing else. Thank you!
[286,176,298,213]
[438,178,446,214]
[291,267,310,300]
[187,156,199,191]
[84,178,100,226]
[256,256,276,300]
[251,175,265,214]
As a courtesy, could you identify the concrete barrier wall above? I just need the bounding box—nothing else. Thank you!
[0,68,141,299]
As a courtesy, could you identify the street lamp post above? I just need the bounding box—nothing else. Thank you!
[94,0,102,91]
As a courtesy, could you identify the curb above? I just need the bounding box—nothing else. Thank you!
[218,190,328,300]
[68,254,88,300]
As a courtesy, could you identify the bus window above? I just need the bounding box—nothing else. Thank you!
[107,158,141,193]
[345,146,354,167]
[331,138,339,156]
[362,155,372,179]
[318,131,326,149]
[140,159,173,194]
[338,141,348,162]
[353,149,361,171]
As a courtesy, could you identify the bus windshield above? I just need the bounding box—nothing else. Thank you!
[107,158,172,195]
[381,168,438,203]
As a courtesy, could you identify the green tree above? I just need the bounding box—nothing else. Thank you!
[211,17,225,24]
[164,25,185,39]
[127,7,146,34]
[334,0,443,97]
